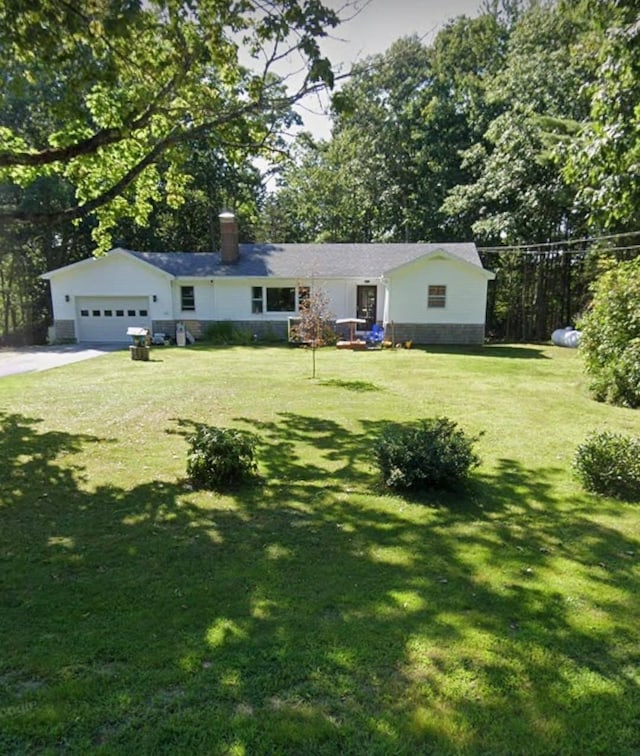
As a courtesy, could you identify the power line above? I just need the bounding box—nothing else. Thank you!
[478,229,640,253]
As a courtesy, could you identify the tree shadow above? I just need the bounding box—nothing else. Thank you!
[416,344,551,359]
[1,412,638,753]
[319,378,383,392]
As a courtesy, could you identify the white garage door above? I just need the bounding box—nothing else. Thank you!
[76,297,152,343]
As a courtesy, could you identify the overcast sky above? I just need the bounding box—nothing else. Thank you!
[293,0,484,139]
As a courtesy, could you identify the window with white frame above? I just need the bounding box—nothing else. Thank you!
[251,286,263,314]
[427,285,447,308]
[251,286,307,313]
[181,285,195,311]
[266,287,296,312]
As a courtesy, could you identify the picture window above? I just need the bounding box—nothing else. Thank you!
[266,287,296,313]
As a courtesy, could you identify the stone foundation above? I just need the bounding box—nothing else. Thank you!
[386,323,485,345]
[151,320,179,338]
[151,319,289,342]
[52,320,76,342]
[149,320,485,345]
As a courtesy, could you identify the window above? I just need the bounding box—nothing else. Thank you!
[251,286,263,314]
[80,309,89,317]
[92,310,100,317]
[251,285,308,314]
[181,286,195,311]
[139,309,148,317]
[298,286,310,309]
[116,310,124,317]
[428,285,447,308]
[266,287,296,312]
[104,310,113,317]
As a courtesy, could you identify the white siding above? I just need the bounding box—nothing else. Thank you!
[191,278,378,323]
[44,247,489,341]
[47,251,172,338]
[385,256,489,324]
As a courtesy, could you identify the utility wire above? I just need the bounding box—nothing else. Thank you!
[478,229,640,253]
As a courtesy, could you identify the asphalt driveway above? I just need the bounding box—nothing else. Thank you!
[0,343,125,378]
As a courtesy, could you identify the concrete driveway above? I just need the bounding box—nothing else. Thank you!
[0,343,125,378]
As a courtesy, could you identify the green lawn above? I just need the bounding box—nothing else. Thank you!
[1,343,639,754]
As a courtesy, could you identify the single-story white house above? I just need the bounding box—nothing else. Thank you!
[41,213,495,345]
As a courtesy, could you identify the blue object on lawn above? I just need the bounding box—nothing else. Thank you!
[367,323,384,344]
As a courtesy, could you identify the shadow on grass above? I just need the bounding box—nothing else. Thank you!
[415,344,551,360]
[319,378,382,392]
[0,412,639,754]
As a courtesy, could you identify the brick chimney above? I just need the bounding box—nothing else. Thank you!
[219,211,239,264]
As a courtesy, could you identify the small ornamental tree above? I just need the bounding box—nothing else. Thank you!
[578,257,640,408]
[291,284,336,378]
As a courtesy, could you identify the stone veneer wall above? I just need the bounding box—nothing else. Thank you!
[151,320,484,345]
[151,319,289,341]
[229,320,289,340]
[387,323,485,345]
[53,319,76,342]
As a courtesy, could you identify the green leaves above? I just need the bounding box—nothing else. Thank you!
[0,0,340,250]
[563,3,640,231]
[373,417,482,493]
[579,257,640,407]
[186,424,259,490]
[574,430,640,500]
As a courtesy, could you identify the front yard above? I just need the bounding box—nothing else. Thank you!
[1,344,639,754]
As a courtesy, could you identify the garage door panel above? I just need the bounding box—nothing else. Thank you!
[76,297,151,342]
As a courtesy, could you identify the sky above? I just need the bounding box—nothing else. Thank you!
[291,0,484,140]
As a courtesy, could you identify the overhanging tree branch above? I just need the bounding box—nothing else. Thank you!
[0,75,180,168]
[0,73,348,226]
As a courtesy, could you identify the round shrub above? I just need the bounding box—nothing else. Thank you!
[373,417,482,491]
[186,425,258,490]
[574,430,640,500]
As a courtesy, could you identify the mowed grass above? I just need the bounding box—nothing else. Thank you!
[1,343,639,754]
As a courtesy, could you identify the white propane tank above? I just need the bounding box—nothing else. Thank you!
[551,327,581,348]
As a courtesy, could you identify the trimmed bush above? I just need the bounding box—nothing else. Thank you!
[574,430,640,500]
[373,417,481,491]
[186,425,258,490]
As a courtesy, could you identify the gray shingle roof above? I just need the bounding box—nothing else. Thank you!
[126,242,483,279]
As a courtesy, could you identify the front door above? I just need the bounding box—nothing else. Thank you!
[357,285,377,330]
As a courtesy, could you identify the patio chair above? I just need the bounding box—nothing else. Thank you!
[366,323,384,345]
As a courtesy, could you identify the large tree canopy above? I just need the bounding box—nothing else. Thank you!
[564,1,640,231]
[0,0,341,249]
[263,14,509,245]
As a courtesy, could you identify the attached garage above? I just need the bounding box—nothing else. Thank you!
[76,297,151,343]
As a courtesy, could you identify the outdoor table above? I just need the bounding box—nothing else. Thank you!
[336,317,367,342]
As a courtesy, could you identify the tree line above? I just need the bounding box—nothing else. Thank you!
[262,0,640,340]
[0,0,638,343]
